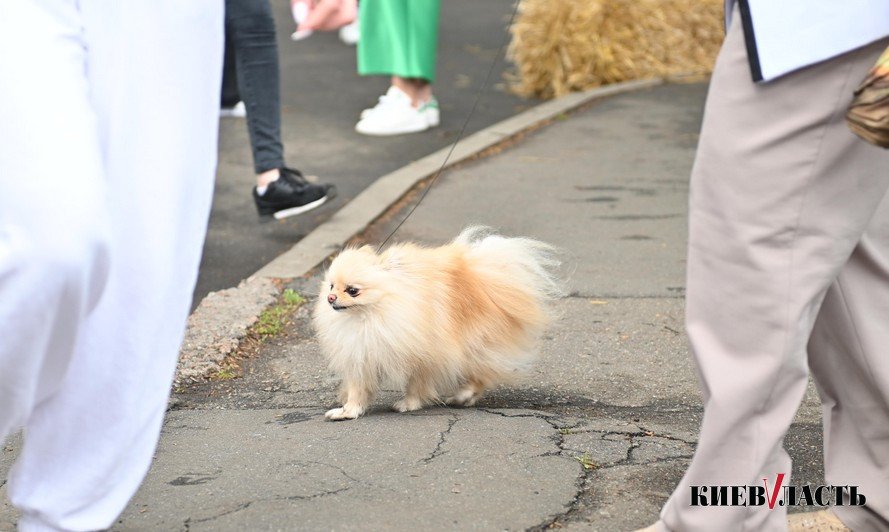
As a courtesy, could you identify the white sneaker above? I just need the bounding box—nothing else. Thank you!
[220,101,246,118]
[360,96,440,126]
[419,97,440,127]
[338,20,359,45]
[355,86,432,136]
[359,88,440,126]
[359,86,399,120]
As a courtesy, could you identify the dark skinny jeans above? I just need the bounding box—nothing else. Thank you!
[222,0,285,174]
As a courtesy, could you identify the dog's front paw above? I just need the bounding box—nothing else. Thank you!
[392,397,423,413]
[325,405,363,420]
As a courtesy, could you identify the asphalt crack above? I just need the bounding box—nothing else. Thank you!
[476,408,556,420]
[282,486,352,501]
[529,415,588,531]
[624,437,641,464]
[178,460,359,529]
[181,488,353,530]
[602,426,698,446]
[186,501,252,528]
[621,454,694,468]
[304,460,364,485]
[420,415,459,464]
[501,412,695,531]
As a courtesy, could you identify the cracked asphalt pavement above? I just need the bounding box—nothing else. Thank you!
[0,83,828,531]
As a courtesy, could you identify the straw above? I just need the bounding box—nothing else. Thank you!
[508,0,724,99]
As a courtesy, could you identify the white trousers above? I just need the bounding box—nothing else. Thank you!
[659,8,889,532]
[0,1,222,530]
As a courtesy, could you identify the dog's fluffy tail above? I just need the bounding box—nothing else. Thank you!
[452,226,563,378]
[455,225,565,305]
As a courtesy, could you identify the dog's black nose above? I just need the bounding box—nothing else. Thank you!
[327,294,337,304]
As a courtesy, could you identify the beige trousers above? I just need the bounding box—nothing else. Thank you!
[658,10,889,532]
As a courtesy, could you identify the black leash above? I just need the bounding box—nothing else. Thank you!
[377,1,522,252]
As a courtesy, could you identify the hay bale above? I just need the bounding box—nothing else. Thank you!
[508,0,724,99]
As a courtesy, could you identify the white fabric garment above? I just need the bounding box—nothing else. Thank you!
[725,0,889,82]
[0,1,222,530]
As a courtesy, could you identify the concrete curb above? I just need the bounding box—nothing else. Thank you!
[175,277,279,386]
[175,78,664,384]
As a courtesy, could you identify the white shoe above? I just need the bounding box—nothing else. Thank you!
[359,86,399,120]
[355,86,433,136]
[338,20,359,45]
[419,97,440,127]
[220,101,246,118]
[360,96,439,126]
[359,88,440,126]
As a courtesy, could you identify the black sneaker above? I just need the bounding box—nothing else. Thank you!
[253,167,337,220]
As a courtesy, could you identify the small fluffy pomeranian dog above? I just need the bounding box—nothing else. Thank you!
[313,227,562,420]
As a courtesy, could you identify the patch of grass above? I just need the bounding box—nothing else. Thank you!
[254,306,287,337]
[575,453,598,470]
[206,288,306,382]
[559,428,574,435]
[254,288,305,338]
[213,367,238,380]
[282,288,305,306]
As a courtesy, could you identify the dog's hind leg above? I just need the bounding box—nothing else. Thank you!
[393,375,437,413]
[445,379,485,407]
[326,379,374,420]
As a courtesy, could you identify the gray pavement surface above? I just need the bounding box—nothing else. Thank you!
[0,83,827,531]
[197,0,533,308]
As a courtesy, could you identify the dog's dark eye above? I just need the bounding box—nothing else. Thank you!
[330,283,334,290]
[345,287,360,297]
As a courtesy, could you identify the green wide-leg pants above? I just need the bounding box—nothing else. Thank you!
[357,0,440,82]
